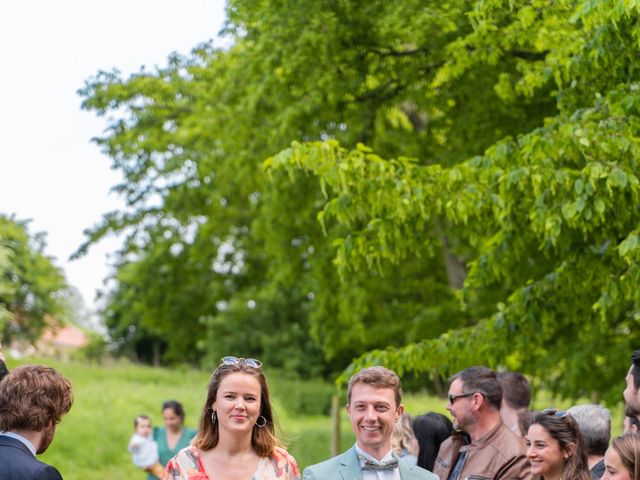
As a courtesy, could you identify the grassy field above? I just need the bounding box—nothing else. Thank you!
[5,357,625,480]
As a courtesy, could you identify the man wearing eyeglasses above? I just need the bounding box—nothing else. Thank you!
[302,366,437,480]
[433,366,532,480]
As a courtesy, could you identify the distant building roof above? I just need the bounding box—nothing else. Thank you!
[40,324,89,349]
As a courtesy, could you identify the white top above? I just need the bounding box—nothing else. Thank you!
[355,444,401,480]
[128,432,160,468]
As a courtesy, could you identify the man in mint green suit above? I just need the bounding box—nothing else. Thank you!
[302,366,439,480]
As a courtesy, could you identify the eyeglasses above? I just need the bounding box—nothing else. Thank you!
[220,356,262,368]
[448,392,475,404]
[541,408,569,418]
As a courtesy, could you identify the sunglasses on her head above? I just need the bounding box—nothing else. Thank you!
[220,356,262,369]
[541,408,569,418]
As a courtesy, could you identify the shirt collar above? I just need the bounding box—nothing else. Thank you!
[354,443,395,463]
[0,431,37,456]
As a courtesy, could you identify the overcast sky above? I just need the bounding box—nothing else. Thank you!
[0,0,227,317]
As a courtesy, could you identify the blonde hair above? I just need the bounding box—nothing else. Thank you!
[392,413,418,457]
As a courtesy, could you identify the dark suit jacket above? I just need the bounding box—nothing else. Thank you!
[0,435,63,480]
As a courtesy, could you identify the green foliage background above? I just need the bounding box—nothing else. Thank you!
[68,0,640,402]
[0,214,68,343]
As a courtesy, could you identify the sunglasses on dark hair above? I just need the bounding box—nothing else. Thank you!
[541,408,569,418]
[220,356,262,368]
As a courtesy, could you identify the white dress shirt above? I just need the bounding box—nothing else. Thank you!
[355,444,402,480]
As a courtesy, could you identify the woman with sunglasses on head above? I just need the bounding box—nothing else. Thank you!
[602,433,640,480]
[526,409,591,480]
[162,356,300,480]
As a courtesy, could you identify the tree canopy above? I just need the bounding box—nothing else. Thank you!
[0,214,68,344]
[80,0,640,399]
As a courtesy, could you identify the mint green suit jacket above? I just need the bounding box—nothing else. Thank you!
[302,446,440,480]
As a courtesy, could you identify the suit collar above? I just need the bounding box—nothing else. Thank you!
[0,433,36,456]
[337,446,364,479]
[338,446,420,479]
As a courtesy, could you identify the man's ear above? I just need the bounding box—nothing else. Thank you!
[346,403,351,415]
[472,392,484,411]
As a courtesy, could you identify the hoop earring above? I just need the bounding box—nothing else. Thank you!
[255,415,267,428]
[211,410,217,425]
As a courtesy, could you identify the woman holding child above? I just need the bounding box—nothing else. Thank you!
[150,400,197,479]
[162,356,300,480]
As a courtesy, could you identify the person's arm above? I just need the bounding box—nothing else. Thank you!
[301,467,317,480]
[494,453,533,480]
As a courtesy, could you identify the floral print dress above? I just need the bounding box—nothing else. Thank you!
[162,445,300,480]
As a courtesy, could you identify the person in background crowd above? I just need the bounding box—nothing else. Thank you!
[151,400,197,479]
[567,404,611,480]
[434,366,532,480]
[162,356,300,479]
[392,413,419,464]
[519,411,539,439]
[602,433,640,480]
[303,366,437,480]
[623,417,639,435]
[498,371,532,434]
[412,412,453,472]
[0,342,9,380]
[623,350,640,423]
[0,364,73,480]
[129,414,165,478]
[526,409,590,480]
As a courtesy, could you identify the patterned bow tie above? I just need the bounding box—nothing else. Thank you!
[357,453,399,471]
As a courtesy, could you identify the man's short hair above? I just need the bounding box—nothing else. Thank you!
[452,366,502,410]
[567,404,611,457]
[0,364,73,432]
[497,371,531,410]
[347,366,403,407]
[631,350,640,390]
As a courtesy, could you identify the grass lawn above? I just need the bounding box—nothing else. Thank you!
[4,356,625,479]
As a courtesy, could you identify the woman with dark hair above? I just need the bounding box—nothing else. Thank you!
[603,433,640,480]
[150,400,197,479]
[526,409,591,480]
[162,356,299,479]
[412,412,453,471]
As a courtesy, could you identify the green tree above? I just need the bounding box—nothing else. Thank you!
[265,0,640,402]
[0,214,68,343]
[78,0,639,399]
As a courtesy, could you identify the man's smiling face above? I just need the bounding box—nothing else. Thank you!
[347,383,403,459]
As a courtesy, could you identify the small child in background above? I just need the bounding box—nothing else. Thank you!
[128,415,164,478]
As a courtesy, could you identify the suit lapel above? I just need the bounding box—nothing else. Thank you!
[339,446,364,480]
[398,459,416,479]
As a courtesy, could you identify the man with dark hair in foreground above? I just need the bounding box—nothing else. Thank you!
[0,364,74,479]
[434,366,532,480]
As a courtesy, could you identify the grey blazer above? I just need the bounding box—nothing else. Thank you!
[302,446,439,480]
